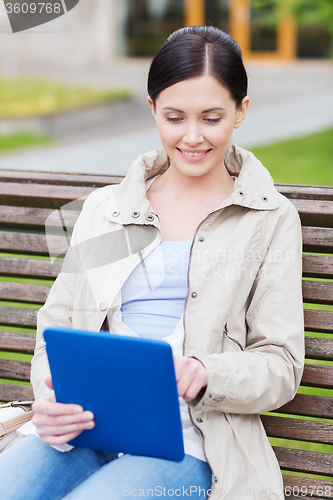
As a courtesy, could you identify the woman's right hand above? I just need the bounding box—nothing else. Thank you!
[32,376,95,446]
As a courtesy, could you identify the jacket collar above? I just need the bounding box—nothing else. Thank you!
[104,145,279,224]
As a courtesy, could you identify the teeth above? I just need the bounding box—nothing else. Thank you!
[181,150,207,157]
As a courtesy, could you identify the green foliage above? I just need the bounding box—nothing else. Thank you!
[0,132,52,152]
[251,0,333,36]
[0,78,131,118]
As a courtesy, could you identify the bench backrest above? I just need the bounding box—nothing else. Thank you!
[0,171,332,495]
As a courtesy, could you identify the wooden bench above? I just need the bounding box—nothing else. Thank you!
[0,170,332,497]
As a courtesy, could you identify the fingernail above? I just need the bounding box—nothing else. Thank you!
[73,406,83,414]
[83,411,94,421]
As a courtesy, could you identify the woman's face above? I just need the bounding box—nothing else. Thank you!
[148,75,249,179]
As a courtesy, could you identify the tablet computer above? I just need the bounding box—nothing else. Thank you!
[44,326,184,462]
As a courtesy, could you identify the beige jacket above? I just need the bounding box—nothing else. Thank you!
[32,145,304,500]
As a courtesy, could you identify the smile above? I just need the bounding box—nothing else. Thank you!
[180,150,208,157]
[176,148,212,162]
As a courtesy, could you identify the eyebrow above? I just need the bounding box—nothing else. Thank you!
[162,106,226,113]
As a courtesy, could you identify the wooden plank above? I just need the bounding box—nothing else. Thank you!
[0,182,93,209]
[277,394,333,419]
[305,337,333,361]
[276,184,333,201]
[303,281,333,306]
[0,205,80,231]
[291,199,333,228]
[0,306,38,328]
[0,256,60,279]
[0,382,33,402]
[0,359,31,382]
[302,227,333,254]
[304,309,333,334]
[283,475,333,499]
[0,231,66,256]
[303,254,333,280]
[301,364,333,389]
[0,331,35,354]
[0,170,123,187]
[0,282,50,304]
[261,415,333,445]
[273,446,333,476]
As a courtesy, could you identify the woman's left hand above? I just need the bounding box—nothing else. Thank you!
[173,355,208,402]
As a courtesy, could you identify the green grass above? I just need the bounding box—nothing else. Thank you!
[0,132,53,153]
[0,78,131,118]
[251,127,333,185]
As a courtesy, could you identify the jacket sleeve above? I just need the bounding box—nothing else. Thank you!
[31,193,94,401]
[189,202,305,414]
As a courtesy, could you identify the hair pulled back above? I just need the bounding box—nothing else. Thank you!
[148,26,248,109]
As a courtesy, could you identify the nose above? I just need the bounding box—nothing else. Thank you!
[183,121,204,146]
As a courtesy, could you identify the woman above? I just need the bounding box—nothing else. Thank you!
[0,26,304,500]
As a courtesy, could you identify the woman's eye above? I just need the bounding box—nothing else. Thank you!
[205,118,221,124]
[166,117,182,123]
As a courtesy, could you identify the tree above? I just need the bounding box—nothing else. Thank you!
[252,0,333,36]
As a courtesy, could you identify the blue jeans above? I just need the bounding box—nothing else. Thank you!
[0,435,212,499]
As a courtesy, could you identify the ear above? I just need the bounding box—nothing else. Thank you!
[147,95,156,118]
[234,96,250,130]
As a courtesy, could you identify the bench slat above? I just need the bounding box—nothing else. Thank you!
[0,170,122,187]
[261,415,333,445]
[301,364,333,389]
[0,282,50,304]
[0,306,38,328]
[304,309,333,334]
[0,359,31,382]
[0,256,59,279]
[276,184,333,201]
[273,446,333,476]
[291,199,333,228]
[0,205,80,231]
[303,254,333,280]
[302,227,333,254]
[277,394,333,419]
[0,382,33,402]
[303,281,333,306]
[0,182,93,209]
[283,476,333,499]
[0,331,35,354]
[305,337,333,361]
[0,231,68,256]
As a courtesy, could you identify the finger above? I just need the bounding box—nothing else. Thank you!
[33,398,84,417]
[37,419,95,438]
[32,410,94,428]
[40,430,85,446]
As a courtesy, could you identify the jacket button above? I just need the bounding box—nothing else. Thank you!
[112,211,120,217]
[196,417,203,423]
[198,237,204,242]
[99,302,108,311]
[238,191,245,197]
[146,214,154,222]
[132,211,140,218]
[191,292,197,298]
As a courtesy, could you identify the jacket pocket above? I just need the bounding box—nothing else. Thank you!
[223,323,244,352]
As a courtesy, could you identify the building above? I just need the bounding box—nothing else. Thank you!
[0,0,330,75]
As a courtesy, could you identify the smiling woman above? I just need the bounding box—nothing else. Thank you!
[0,25,304,500]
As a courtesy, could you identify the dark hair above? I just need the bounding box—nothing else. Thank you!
[147,26,248,109]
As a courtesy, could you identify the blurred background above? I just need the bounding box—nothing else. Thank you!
[0,0,332,184]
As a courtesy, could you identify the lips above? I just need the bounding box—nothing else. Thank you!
[176,148,212,162]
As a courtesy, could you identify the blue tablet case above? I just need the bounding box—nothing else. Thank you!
[44,327,185,462]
